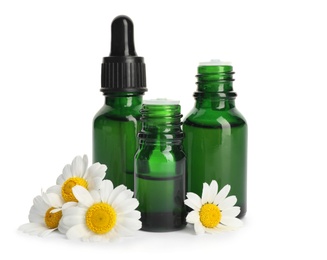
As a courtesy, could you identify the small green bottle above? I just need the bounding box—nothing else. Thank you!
[134,99,187,231]
[93,15,147,190]
[183,60,247,218]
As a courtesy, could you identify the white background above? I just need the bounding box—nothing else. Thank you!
[1,0,326,258]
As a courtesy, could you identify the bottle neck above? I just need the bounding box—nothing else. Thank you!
[194,65,237,110]
[194,93,236,110]
[138,103,183,144]
[105,92,143,108]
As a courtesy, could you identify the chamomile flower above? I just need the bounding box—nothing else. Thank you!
[47,155,106,203]
[58,180,141,241]
[185,180,243,234]
[19,191,64,236]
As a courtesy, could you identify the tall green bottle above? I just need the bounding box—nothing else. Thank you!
[134,100,187,231]
[183,60,247,218]
[93,15,147,190]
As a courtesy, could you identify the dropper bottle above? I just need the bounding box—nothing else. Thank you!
[93,15,147,190]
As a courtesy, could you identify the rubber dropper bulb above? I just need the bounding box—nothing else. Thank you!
[100,15,146,93]
[110,15,136,57]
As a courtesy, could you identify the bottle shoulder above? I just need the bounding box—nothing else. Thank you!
[183,107,247,127]
[93,104,112,118]
[93,104,141,122]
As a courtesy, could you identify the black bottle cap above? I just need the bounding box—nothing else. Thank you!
[101,15,147,94]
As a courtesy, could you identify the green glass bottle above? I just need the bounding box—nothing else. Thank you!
[93,15,147,190]
[183,60,247,218]
[134,99,187,231]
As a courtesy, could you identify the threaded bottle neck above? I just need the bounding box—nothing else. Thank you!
[195,64,236,98]
[138,100,184,143]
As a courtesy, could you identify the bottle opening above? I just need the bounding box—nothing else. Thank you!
[199,59,232,66]
[143,98,180,105]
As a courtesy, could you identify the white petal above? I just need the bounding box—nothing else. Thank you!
[100,180,114,202]
[87,177,104,191]
[87,163,107,180]
[222,207,241,218]
[19,223,41,233]
[115,198,139,214]
[66,223,91,240]
[185,192,202,211]
[220,216,243,229]
[63,215,84,227]
[204,227,218,234]
[58,219,70,234]
[208,180,218,203]
[62,205,86,216]
[117,217,142,231]
[28,210,44,224]
[104,229,119,241]
[56,175,66,186]
[186,211,199,224]
[71,156,86,177]
[45,193,64,208]
[123,210,141,220]
[32,195,43,206]
[89,189,101,203]
[32,195,48,213]
[83,155,89,170]
[114,223,136,237]
[46,185,61,197]
[41,191,51,205]
[28,203,42,218]
[107,185,127,205]
[112,189,133,208]
[72,186,94,207]
[215,224,233,232]
[201,183,210,204]
[184,199,198,211]
[60,164,73,183]
[62,201,78,210]
[18,223,54,237]
[50,208,62,213]
[40,228,56,237]
[219,195,237,210]
[194,221,205,235]
[115,218,140,236]
[214,184,231,205]
[204,225,230,233]
[29,205,46,220]
[59,206,84,233]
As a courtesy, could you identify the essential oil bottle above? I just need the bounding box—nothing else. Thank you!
[134,99,187,231]
[183,60,247,218]
[93,15,147,190]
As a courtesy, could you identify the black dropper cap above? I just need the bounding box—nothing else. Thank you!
[101,15,147,95]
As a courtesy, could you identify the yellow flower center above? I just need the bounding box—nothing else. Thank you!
[61,177,88,202]
[85,202,117,234]
[199,203,222,228]
[44,207,62,229]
